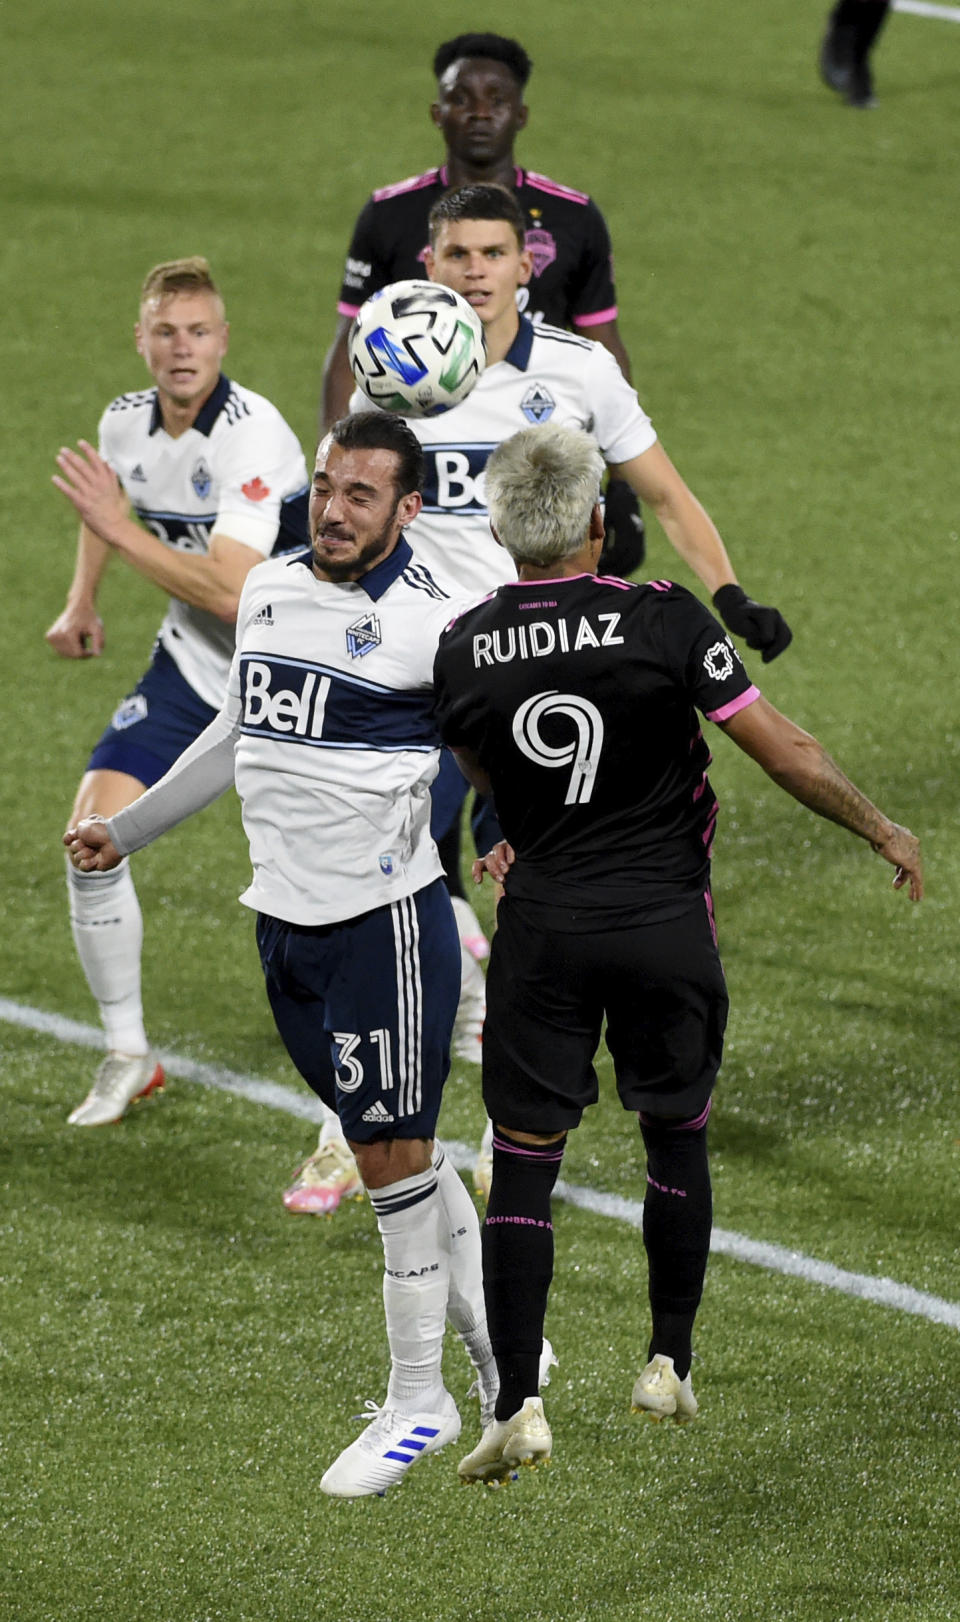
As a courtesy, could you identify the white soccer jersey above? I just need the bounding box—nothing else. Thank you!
[99,374,309,707]
[349,318,657,597]
[108,540,475,927]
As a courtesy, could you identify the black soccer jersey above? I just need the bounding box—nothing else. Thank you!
[337,165,618,332]
[433,576,760,925]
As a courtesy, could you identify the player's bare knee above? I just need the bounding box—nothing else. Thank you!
[69,768,147,828]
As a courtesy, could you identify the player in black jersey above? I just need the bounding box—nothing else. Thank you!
[321,33,644,575]
[433,423,922,1484]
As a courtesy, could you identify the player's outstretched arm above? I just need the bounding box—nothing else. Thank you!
[46,522,110,659]
[720,695,923,900]
[611,444,792,661]
[53,441,262,622]
[64,816,122,872]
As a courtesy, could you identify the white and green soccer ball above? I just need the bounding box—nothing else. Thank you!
[348,279,486,417]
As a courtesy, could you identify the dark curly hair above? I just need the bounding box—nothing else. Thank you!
[432,34,532,90]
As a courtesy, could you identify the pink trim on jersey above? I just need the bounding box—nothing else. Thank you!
[525,169,590,205]
[502,572,592,588]
[574,306,618,328]
[701,806,718,854]
[703,891,718,949]
[692,772,708,803]
[372,167,442,203]
[705,685,760,724]
[647,579,673,593]
[502,573,634,589]
[337,299,362,318]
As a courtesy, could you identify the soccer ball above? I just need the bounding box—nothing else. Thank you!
[348,279,486,417]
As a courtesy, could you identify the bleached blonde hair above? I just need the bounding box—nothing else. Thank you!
[484,422,605,566]
[139,256,224,317]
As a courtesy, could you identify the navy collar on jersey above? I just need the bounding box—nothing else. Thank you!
[148,372,232,437]
[503,316,535,372]
[295,536,415,600]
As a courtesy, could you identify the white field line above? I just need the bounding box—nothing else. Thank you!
[3,994,959,1332]
[893,1,960,21]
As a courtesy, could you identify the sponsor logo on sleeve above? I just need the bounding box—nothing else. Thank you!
[703,639,735,681]
[241,476,270,502]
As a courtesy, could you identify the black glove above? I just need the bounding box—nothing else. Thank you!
[713,584,793,663]
[599,478,645,577]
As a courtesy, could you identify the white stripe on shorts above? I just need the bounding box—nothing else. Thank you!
[390,895,423,1118]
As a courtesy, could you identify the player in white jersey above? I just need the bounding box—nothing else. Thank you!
[63,412,499,1499]
[48,257,310,1128]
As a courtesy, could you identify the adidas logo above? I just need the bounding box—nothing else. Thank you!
[252,604,274,627]
[129,463,147,483]
[382,1424,440,1465]
[362,1100,394,1124]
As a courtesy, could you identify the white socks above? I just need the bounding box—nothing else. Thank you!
[432,1142,495,1388]
[369,1166,449,1412]
[66,858,148,1055]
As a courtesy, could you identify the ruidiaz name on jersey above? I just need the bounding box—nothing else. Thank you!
[350,317,656,599]
[471,607,626,667]
[433,577,760,919]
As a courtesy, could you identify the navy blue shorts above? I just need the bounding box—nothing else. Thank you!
[482,892,728,1134]
[256,878,460,1143]
[86,643,218,786]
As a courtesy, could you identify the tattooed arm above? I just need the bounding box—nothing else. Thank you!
[720,695,923,900]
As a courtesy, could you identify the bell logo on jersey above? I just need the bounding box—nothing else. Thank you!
[239,656,331,740]
[512,690,605,805]
[191,458,212,499]
[421,444,495,515]
[346,612,381,659]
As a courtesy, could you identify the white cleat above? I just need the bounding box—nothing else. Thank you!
[631,1353,698,1423]
[320,1392,461,1498]
[471,1337,558,1429]
[282,1135,363,1215]
[458,1396,552,1485]
[67,1052,165,1127]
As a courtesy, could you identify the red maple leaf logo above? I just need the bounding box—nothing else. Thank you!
[241,476,270,502]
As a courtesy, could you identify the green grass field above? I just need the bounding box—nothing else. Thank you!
[2,3,959,1619]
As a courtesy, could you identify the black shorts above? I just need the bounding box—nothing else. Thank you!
[482,892,728,1134]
